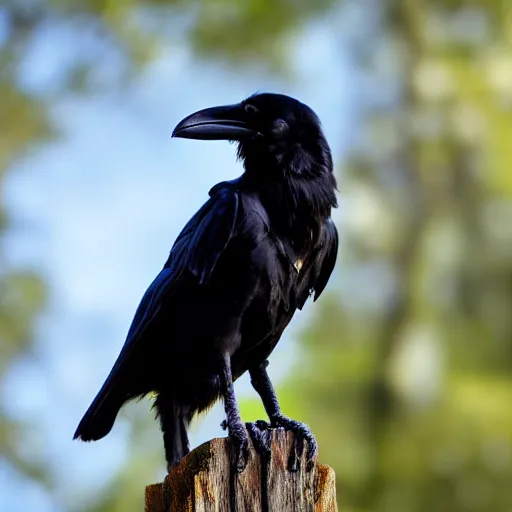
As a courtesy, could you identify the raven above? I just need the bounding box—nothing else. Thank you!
[74,93,338,473]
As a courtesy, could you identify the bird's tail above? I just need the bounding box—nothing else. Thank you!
[73,380,126,442]
[153,393,191,467]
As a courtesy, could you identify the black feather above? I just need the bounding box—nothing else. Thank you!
[74,92,339,470]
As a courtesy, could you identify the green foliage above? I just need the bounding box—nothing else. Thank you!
[0,29,50,490]
[276,2,512,511]
[0,0,335,508]
[0,271,45,370]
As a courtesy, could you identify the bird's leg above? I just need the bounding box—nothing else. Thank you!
[219,354,249,472]
[250,360,318,472]
[154,393,190,473]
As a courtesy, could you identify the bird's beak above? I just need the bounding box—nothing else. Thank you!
[172,104,256,141]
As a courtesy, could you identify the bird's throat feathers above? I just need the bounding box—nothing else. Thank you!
[237,135,338,233]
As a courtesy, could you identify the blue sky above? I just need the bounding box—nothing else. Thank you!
[1,15,357,512]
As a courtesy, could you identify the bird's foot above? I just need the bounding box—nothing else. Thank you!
[270,414,317,472]
[220,419,249,472]
[246,420,272,462]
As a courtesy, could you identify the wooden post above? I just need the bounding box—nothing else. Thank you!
[145,430,337,511]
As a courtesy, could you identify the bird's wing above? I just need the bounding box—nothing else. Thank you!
[298,218,338,309]
[125,185,239,344]
[313,218,338,300]
[92,185,239,397]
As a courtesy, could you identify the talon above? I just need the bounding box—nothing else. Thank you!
[231,434,249,472]
[225,421,249,472]
[255,419,270,431]
[304,433,318,472]
[246,421,272,461]
[288,434,304,472]
[270,414,317,472]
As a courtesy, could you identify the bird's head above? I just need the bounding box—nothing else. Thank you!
[172,93,334,181]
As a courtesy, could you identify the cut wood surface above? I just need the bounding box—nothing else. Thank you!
[145,430,337,511]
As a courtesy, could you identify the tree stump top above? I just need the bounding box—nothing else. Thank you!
[145,430,337,511]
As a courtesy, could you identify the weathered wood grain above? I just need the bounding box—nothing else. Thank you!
[145,430,337,511]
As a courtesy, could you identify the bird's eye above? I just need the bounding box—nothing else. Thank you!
[244,104,258,116]
[271,119,289,137]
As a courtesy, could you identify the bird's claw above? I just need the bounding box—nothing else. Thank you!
[271,414,317,472]
[222,416,316,471]
[221,419,249,472]
[221,419,273,469]
[246,420,271,462]
[232,435,249,473]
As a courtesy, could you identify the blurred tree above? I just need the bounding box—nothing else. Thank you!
[0,40,50,484]
[0,0,334,510]
[264,1,512,511]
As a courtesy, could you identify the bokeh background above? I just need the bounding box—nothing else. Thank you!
[1,0,512,511]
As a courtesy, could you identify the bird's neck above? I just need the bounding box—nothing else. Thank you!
[238,139,337,250]
[249,173,337,250]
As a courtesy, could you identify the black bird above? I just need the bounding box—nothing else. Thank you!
[74,93,338,472]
